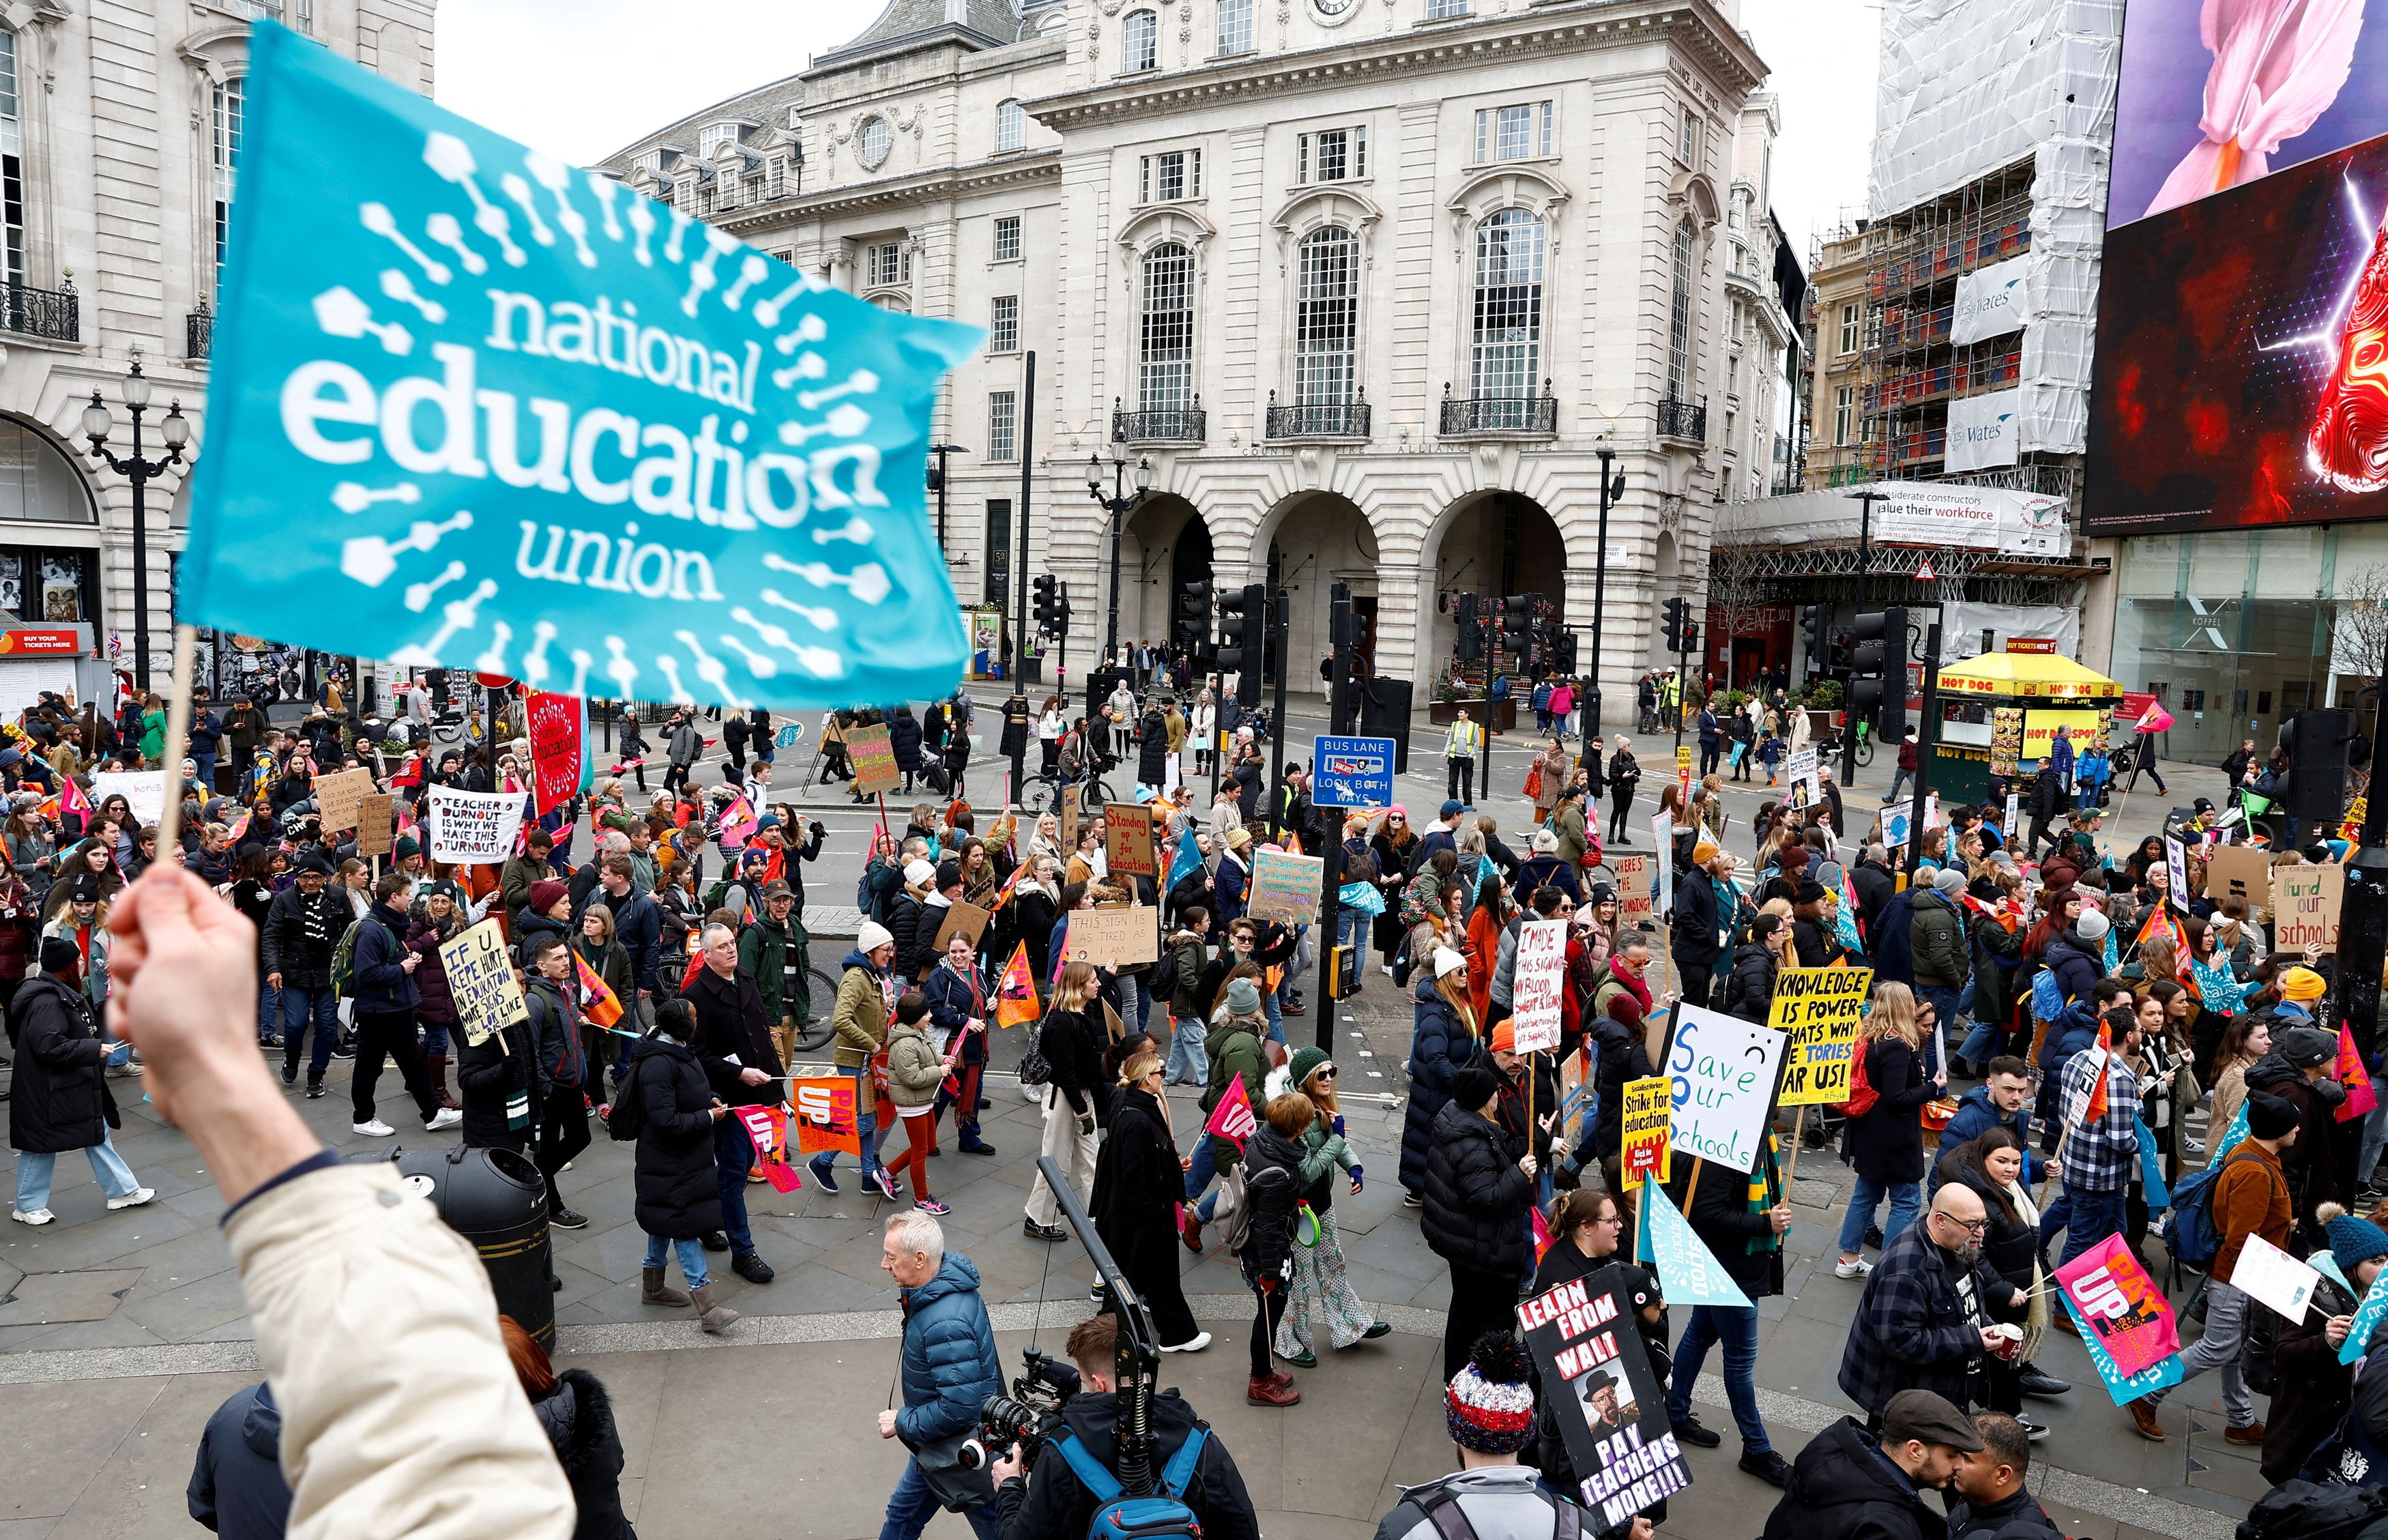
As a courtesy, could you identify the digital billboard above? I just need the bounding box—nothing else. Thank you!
[2084,129,2388,536]
[2110,0,2388,230]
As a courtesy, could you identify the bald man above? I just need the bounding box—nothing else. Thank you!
[1839,1181,2030,1426]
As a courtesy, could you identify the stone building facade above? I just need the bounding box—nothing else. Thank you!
[603,0,1778,717]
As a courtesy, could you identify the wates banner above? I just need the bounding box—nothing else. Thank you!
[525,688,587,815]
[179,25,981,711]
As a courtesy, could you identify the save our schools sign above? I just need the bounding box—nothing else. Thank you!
[179,25,981,713]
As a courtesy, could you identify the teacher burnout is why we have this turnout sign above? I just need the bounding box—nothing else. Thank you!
[177,24,982,712]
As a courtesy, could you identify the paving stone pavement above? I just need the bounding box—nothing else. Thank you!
[0,961,2262,1537]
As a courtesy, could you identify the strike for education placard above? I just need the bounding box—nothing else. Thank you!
[1509,918,1568,1053]
[1770,964,1872,1107]
[426,783,530,864]
[1516,1273,1690,1529]
[1620,1075,1672,1188]
[439,917,527,1046]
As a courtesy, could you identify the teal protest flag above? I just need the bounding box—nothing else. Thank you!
[180,24,981,712]
[2061,1289,2183,1406]
[1640,1179,1751,1309]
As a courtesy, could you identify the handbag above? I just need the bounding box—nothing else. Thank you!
[1523,764,1544,801]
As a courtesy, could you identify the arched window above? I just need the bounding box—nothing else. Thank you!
[1217,0,1255,55]
[996,98,1025,153]
[212,74,244,295]
[0,418,96,525]
[1296,227,1358,405]
[857,115,890,171]
[1123,10,1158,72]
[1139,243,1193,411]
[0,30,22,289]
[1470,209,1543,403]
[1667,219,1695,402]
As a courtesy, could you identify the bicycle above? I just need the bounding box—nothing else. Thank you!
[785,961,839,1053]
[1020,759,1118,815]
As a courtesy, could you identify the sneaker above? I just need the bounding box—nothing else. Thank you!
[871,1168,901,1201]
[1023,1219,1068,1243]
[280,1062,297,1086]
[1738,1449,1792,1488]
[352,1118,396,1137]
[1283,1003,1306,1017]
[548,1206,589,1230]
[2126,1398,2166,1442]
[259,1035,283,1050]
[424,1108,462,1132]
[10,1208,51,1225]
[915,1198,950,1217]
[810,1163,841,1194]
[1671,1414,1723,1449]
[1834,1257,1873,1279]
[1161,1331,1212,1352]
[701,1230,731,1253]
[106,1187,156,1210]
[2185,1137,2205,1157]
[2016,1416,2051,1442]
[306,1080,326,1099]
[2015,1364,2072,1399]
[959,1141,998,1157]
[731,1250,776,1285]
[332,1041,356,1061]
[1401,1191,1424,1209]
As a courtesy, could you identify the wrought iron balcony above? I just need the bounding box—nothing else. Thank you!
[1266,392,1370,440]
[187,307,213,361]
[1439,381,1556,437]
[1111,396,1206,445]
[1657,396,1708,442]
[1,281,77,343]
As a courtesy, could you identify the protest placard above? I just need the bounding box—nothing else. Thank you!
[1651,812,1675,914]
[734,1104,801,1193]
[1784,746,1820,804]
[2275,862,2345,953]
[1642,1180,1749,1307]
[89,770,165,827]
[791,1075,861,1156]
[2062,1288,2185,1406]
[426,784,529,865]
[931,899,992,956]
[312,768,376,832]
[355,794,394,858]
[1246,849,1324,926]
[1059,783,1080,855]
[525,690,588,816]
[1062,905,1161,967]
[2054,1234,2181,1380]
[1105,804,1158,880]
[846,723,900,797]
[1883,804,1913,851]
[1770,965,1873,1107]
[1615,856,1653,926]
[1620,1076,1671,1187]
[438,918,526,1047]
[2204,846,2271,915]
[1663,1004,1787,1173]
[1510,919,1568,1052]
[1516,1273,1691,1529]
[2236,1234,2323,1323]
[2165,835,2191,914]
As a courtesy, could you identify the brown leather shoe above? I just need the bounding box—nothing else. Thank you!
[1247,1374,1300,1407]
[1181,1212,1205,1253]
[2126,1399,2166,1442]
[2224,1420,2268,1445]
[2049,1311,2080,1336]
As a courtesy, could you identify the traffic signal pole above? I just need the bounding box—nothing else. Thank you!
[1009,352,1036,804]
[1901,620,1944,884]
[1317,581,1354,1052]
[1266,587,1290,841]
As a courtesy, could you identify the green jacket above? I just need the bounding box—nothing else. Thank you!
[1908,888,1969,989]
[499,857,548,930]
[1202,1016,1268,1169]
[738,910,794,1019]
[883,1019,945,1109]
[1554,801,1589,867]
[830,962,889,1070]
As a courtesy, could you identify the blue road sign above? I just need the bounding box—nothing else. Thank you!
[1313,734,1395,809]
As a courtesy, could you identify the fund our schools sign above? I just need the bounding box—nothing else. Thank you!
[179,25,980,712]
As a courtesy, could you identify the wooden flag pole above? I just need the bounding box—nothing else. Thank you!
[154,624,199,854]
[1785,1106,1809,1184]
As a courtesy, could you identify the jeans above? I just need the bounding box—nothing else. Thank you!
[257,981,282,1042]
[808,1064,879,1184]
[14,1129,140,1212]
[1837,1174,1922,1254]
[1337,905,1369,959]
[1262,985,1284,1045]
[641,1232,709,1291]
[193,751,217,794]
[2363,1102,2388,1189]
[1182,1130,1221,1222]
[1165,1015,1208,1084]
[2054,1183,2127,1268]
[1446,755,1475,805]
[281,985,340,1081]
[1669,1304,1769,1451]
[1886,768,1912,807]
[2144,1279,2253,1425]
[1127,974,1152,1038]
[1955,1020,2010,1069]
[879,1456,1001,1540]
[714,1116,757,1254]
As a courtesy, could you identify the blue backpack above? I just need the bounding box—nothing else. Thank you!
[1047,1424,1209,1540]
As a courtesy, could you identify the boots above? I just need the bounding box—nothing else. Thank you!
[690,1283,740,1335]
[426,1056,459,1111]
[641,1266,690,1307]
[1247,1374,1300,1407]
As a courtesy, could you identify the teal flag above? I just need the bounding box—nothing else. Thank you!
[1640,1180,1751,1309]
[180,24,980,711]
[2062,1289,2183,1406]
[2341,1272,2388,1365]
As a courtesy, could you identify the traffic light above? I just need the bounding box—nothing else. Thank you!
[1679,620,1700,660]
[1553,631,1579,674]
[1499,595,1534,663]
[1052,580,1072,639]
[1174,579,1210,652]
[1456,594,1484,662]
[1801,604,1834,678]
[1217,582,1266,708]
[1660,597,1691,653]
[1846,606,1909,736]
[1032,574,1058,633]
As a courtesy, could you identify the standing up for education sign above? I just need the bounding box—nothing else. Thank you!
[178,25,981,712]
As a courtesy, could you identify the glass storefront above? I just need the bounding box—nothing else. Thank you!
[2108,524,2388,768]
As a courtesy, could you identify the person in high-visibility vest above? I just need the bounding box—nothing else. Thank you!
[1444,709,1483,807]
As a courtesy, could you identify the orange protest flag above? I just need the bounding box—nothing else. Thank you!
[995,941,1042,1028]
[572,951,624,1030]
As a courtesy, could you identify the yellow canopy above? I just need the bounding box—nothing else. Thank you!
[1936,651,2123,701]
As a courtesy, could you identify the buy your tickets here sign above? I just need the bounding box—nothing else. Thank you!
[1516,1273,1690,1528]
[1771,965,1872,1107]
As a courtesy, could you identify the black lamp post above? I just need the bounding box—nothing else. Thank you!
[1084,450,1152,665]
[82,359,190,692]
[1588,443,1626,743]
[927,441,970,553]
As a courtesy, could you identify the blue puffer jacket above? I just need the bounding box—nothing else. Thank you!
[895,1252,1004,1451]
[1399,973,1474,1195]
[1927,1083,2043,1191]
[2031,1001,2099,1132]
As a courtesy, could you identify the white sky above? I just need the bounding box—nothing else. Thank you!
[436,0,1878,261]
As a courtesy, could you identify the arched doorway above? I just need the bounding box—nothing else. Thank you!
[1258,491,1378,694]
[1423,491,1567,680]
[1114,494,1206,660]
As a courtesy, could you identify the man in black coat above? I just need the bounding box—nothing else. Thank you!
[7,938,149,1221]
[1762,1389,1983,1540]
[1947,1412,2065,1540]
[686,921,781,1285]
[187,1381,293,1537]
[1852,845,1896,942]
[522,933,592,1230]
[347,872,451,1140]
[261,854,349,1090]
[1671,846,1729,1009]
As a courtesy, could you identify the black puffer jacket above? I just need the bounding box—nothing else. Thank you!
[1717,940,1780,1023]
[888,711,924,772]
[1240,1122,1306,1284]
[1421,1099,1533,1282]
[628,1038,720,1240]
[529,1369,638,1540]
[6,975,114,1154]
[1400,976,1473,1194]
[1586,1004,1657,1161]
[1137,713,1169,786]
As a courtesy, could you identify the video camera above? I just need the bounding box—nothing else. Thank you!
[957,1345,1081,1472]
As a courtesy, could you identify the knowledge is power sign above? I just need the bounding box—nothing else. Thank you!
[179,25,980,712]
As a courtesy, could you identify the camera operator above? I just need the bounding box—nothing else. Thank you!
[991,1314,1261,1540]
[877,1210,1004,1540]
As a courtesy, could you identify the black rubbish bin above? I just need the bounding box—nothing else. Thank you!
[375,1144,556,1347]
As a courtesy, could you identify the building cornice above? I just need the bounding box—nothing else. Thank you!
[1025,0,1764,130]
[716,148,1062,236]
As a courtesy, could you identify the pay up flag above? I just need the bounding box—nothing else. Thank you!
[179,25,982,712]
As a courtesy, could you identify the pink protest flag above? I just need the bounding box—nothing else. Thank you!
[2053,1232,2180,1380]
[2337,1023,2379,1123]
[1532,1205,1556,1266]
[2137,701,2175,733]
[719,791,759,851]
[1202,1073,1257,1150]
[57,775,91,824]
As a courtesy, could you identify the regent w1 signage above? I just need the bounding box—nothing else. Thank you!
[179,24,980,712]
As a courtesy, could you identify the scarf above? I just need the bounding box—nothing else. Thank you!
[1606,955,1654,1018]
[1744,1129,1783,1257]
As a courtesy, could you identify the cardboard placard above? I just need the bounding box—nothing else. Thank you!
[312,768,377,832]
[426,785,530,865]
[1663,1004,1788,1174]
[355,793,394,858]
[847,722,899,796]
[930,899,992,956]
[439,918,527,1047]
[1516,1275,1691,1528]
[1058,783,1081,858]
[1246,849,1324,926]
[1620,1075,1671,1187]
[1061,904,1161,967]
[2204,846,2271,916]
[1614,855,1654,926]
[1105,803,1158,880]
[89,770,166,827]
[1509,918,1567,1052]
[2274,862,2344,953]
[1771,965,1874,1107]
